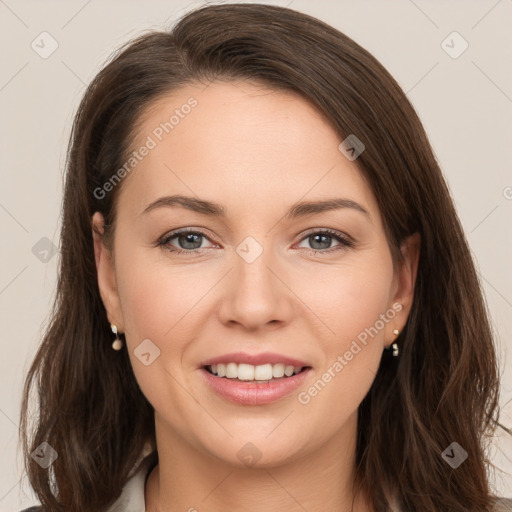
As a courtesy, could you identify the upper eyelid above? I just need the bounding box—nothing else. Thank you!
[161,228,218,245]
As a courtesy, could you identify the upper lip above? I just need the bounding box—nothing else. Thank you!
[199,351,311,368]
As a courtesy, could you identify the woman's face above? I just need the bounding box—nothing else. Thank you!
[93,80,418,469]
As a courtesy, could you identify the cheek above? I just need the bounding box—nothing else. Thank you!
[113,250,208,419]
[293,256,393,415]
[113,244,230,405]
[115,245,213,343]
[297,256,394,348]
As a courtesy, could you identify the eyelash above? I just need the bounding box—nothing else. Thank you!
[156,227,355,256]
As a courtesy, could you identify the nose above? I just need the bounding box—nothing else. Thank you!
[217,242,294,332]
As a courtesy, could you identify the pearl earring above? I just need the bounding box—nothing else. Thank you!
[111,324,123,351]
[391,329,399,357]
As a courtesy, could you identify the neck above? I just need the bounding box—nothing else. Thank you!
[145,411,372,512]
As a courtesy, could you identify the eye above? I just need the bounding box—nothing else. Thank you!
[156,227,355,256]
[296,229,354,254]
[157,228,217,255]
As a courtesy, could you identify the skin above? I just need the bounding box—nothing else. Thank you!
[92,80,420,512]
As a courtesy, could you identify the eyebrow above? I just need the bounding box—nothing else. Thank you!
[140,194,371,220]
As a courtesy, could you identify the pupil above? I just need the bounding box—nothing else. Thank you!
[180,233,201,249]
[311,234,330,250]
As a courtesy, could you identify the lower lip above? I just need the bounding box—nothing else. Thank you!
[200,367,311,405]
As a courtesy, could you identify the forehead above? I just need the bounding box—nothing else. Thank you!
[135,79,341,160]
[117,80,378,221]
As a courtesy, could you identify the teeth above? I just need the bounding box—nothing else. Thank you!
[254,364,272,381]
[238,363,255,381]
[272,363,285,378]
[208,363,304,380]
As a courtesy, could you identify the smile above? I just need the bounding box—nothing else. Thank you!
[205,362,305,381]
[201,365,311,405]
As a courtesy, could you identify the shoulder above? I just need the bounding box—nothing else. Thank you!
[18,450,157,512]
[494,497,512,511]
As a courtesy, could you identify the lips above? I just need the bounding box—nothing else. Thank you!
[200,366,311,405]
[198,352,312,405]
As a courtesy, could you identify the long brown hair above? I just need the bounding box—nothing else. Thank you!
[19,3,502,511]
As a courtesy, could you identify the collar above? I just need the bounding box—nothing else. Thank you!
[106,450,157,512]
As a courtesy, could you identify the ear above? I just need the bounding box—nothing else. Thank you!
[385,232,421,346]
[92,212,124,332]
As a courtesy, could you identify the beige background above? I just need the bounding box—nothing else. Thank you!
[1,0,511,508]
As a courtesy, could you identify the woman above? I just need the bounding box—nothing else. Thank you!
[19,3,511,511]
